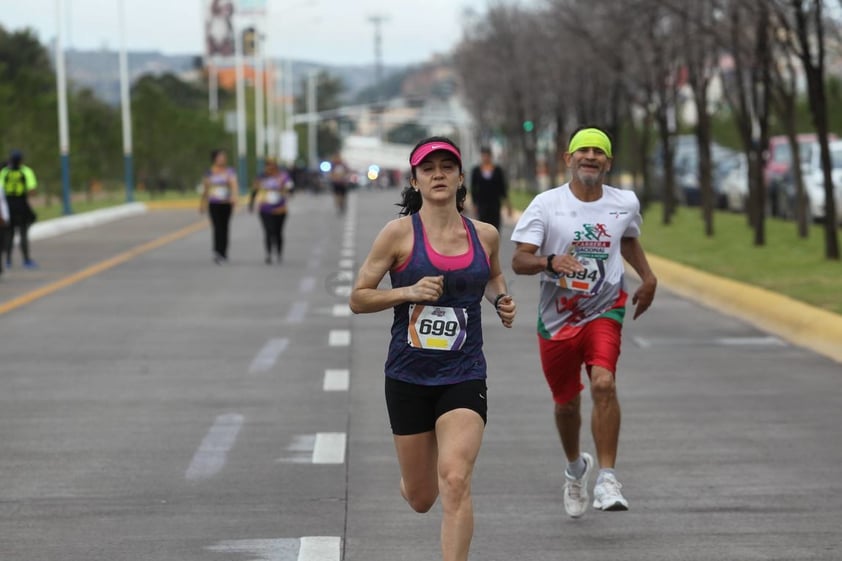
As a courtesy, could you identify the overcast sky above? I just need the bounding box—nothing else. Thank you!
[2,0,496,65]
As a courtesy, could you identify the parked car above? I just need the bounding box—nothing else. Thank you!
[721,153,749,212]
[674,145,738,208]
[800,139,842,223]
[766,133,837,218]
[650,135,736,208]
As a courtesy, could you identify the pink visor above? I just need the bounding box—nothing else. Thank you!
[409,141,462,167]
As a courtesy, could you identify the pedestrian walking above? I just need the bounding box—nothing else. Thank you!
[328,153,350,214]
[200,149,239,264]
[349,136,516,561]
[511,126,657,517]
[469,146,510,230]
[0,150,40,269]
[249,158,293,264]
[0,183,8,278]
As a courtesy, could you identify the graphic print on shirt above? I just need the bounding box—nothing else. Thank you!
[557,222,611,294]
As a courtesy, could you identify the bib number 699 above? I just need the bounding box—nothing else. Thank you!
[418,318,459,337]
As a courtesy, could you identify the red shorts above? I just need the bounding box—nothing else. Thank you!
[538,318,622,405]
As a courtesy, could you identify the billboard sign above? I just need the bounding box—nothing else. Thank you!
[205,0,236,58]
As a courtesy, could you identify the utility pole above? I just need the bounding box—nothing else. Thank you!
[368,14,389,141]
[307,69,318,171]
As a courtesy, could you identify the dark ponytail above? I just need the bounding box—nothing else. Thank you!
[397,185,423,216]
[397,136,466,216]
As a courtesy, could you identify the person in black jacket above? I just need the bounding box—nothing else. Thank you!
[469,146,510,230]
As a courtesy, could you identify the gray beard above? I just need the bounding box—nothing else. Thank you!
[577,171,603,188]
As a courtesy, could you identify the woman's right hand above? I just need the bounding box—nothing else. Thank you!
[406,275,444,302]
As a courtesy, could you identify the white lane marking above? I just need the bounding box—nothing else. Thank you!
[207,538,299,560]
[633,335,786,348]
[332,304,351,317]
[249,338,289,373]
[716,336,786,346]
[338,259,354,269]
[340,248,354,258]
[333,286,351,298]
[276,434,316,464]
[298,536,341,561]
[299,277,316,293]
[286,301,309,323]
[323,369,350,392]
[312,432,346,464]
[328,330,350,346]
[185,413,244,481]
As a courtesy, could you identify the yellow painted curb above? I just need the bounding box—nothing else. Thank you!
[646,254,842,364]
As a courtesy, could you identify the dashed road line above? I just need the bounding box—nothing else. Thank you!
[332,304,351,317]
[328,330,350,346]
[286,301,309,323]
[298,536,341,561]
[249,338,290,373]
[185,413,244,481]
[312,432,347,464]
[323,369,349,392]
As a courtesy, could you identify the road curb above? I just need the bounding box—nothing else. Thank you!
[30,202,147,241]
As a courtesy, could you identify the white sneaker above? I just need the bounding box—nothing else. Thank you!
[593,471,629,511]
[563,452,593,518]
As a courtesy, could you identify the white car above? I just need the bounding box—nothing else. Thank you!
[721,153,748,212]
[801,139,842,223]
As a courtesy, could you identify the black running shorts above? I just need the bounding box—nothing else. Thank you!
[384,377,488,435]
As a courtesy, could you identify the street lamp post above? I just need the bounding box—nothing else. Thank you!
[234,17,248,194]
[118,0,134,202]
[55,0,72,215]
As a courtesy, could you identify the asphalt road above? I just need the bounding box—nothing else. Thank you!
[0,189,839,561]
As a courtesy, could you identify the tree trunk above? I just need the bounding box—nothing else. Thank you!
[655,108,676,225]
[696,89,715,237]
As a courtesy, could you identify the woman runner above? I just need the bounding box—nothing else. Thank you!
[200,149,239,264]
[349,136,516,561]
[250,158,293,264]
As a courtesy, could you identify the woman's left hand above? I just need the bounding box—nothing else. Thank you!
[495,295,516,328]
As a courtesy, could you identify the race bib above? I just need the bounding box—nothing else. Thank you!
[211,186,230,200]
[407,304,467,351]
[264,190,282,205]
[557,256,606,294]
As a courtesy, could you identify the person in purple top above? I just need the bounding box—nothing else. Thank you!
[349,136,516,561]
[200,149,239,264]
[249,158,293,264]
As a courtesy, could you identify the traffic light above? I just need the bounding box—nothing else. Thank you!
[523,120,535,133]
[242,27,257,56]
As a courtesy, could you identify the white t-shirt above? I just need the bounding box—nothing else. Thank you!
[511,183,642,339]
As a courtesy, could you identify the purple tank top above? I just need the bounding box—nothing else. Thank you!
[385,213,491,385]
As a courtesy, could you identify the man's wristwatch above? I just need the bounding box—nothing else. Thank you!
[546,254,556,274]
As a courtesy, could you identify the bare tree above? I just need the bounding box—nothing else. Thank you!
[719,0,774,246]
[775,0,840,259]
[768,36,812,237]
[678,0,721,236]
[455,4,546,190]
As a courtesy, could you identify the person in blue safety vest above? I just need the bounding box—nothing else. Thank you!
[0,150,39,269]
